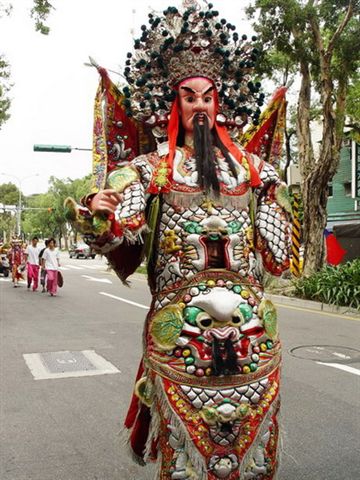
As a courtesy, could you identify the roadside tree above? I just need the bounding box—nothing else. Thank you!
[247,0,360,275]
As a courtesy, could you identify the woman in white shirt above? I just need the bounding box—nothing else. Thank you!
[41,238,60,296]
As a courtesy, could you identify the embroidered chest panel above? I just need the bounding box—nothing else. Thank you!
[154,196,256,304]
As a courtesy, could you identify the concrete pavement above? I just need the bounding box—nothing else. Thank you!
[1,253,359,479]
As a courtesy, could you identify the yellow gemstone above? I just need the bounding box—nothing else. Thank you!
[241,290,250,299]
[207,280,216,287]
[243,365,251,374]
[205,368,212,376]
[178,302,186,309]
[176,400,185,408]
[260,343,267,352]
[182,349,191,357]
[172,394,179,402]
[257,406,264,415]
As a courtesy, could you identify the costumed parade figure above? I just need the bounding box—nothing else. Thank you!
[8,238,25,287]
[66,2,292,478]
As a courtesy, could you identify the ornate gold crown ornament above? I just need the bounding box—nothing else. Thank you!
[122,1,265,125]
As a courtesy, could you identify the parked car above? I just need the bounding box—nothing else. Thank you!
[69,243,96,259]
[0,254,10,277]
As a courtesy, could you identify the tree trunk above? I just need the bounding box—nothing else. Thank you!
[301,4,353,276]
[296,61,321,274]
[302,57,347,275]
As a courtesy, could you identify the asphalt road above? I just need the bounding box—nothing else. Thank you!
[1,253,360,480]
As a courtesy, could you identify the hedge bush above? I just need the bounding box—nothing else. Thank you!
[294,258,360,311]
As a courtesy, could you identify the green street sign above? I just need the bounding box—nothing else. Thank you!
[33,144,72,153]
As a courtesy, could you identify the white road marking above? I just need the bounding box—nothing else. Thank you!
[317,362,360,376]
[82,275,112,284]
[99,291,148,309]
[78,264,104,270]
[64,265,83,270]
[332,352,351,360]
[0,278,26,284]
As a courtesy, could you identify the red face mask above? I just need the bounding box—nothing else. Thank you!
[178,77,216,132]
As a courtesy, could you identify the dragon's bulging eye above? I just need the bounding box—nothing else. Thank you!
[200,317,213,328]
[231,316,242,325]
[195,312,214,330]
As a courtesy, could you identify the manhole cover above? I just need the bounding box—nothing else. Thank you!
[289,345,360,363]
[23,350,120,380]
[39,351,97,373]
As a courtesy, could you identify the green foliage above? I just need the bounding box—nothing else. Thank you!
[346,77,360,133]
[0,55,11,129]
[22,175,92,240]
[294,259,360,311]
[0,182,20,204]
[30,0,53,35]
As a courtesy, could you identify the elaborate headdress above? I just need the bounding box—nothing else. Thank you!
[89,1,271,195]
[122,0,264,127]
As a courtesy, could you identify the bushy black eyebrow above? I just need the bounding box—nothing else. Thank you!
[180,85,214,95]
[204,86,214,95]
[180,86,196,94]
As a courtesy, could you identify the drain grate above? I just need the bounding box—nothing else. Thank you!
[23,350,120,380]
[289,345,360,363]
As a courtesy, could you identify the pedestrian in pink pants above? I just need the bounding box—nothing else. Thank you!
[41,238,60,297]
[25,236,41,291]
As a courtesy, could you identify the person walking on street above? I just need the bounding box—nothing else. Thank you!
[41,238,60,297]
[25,236,41,291]
[39,239,49,292]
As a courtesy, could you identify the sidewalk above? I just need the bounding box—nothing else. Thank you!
[266,292,360,318]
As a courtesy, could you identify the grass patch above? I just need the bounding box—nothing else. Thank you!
[136,264,147,275]
[294,259,360,311]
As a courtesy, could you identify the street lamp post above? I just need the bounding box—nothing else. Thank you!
[0,173,40,238]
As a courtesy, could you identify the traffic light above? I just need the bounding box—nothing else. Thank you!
[33,144,72,153]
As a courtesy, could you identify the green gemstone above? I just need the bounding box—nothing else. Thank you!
[198,283,207,291]
[249,363,258,372]
[185,356,195,365]
[266,340,273,349]
[239,304,253,321]
[233,285,241,294]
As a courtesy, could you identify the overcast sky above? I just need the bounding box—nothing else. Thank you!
[0,0,253,195]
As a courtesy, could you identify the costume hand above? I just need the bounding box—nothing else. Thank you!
[89,189,123,215]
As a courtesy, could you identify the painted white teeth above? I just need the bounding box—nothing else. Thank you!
[251,392,261,404]
[180,380,271,409]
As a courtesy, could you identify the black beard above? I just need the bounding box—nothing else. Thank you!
[193,114,220,196]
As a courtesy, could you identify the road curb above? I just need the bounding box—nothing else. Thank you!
[267,293,360,318]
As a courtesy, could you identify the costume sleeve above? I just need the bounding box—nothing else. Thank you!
[64,154,155,283]
[254,162,292,276]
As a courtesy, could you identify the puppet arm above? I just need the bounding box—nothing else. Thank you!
[254,162,292,276]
